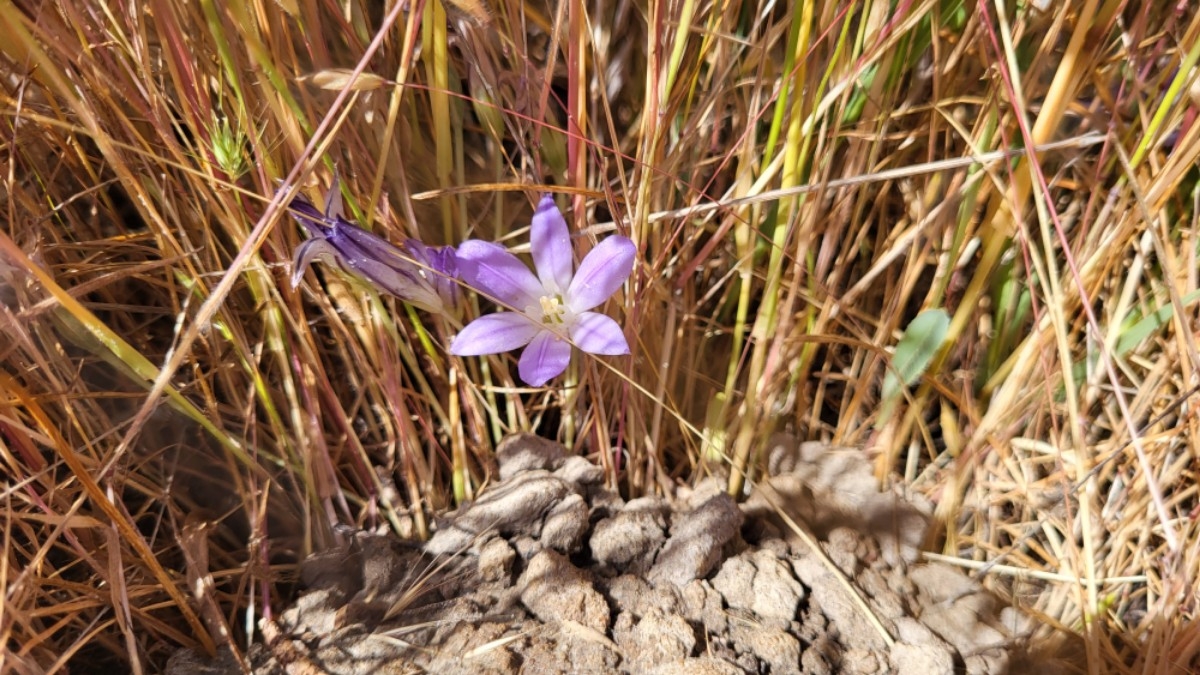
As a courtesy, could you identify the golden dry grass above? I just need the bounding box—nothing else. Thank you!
[2,0,1200,672]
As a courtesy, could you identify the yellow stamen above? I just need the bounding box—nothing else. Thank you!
[539,295,564,324]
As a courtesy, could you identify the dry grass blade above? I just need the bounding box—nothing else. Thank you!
[2,0,1199,671]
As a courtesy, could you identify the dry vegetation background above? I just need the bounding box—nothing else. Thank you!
[3,0,1200,672]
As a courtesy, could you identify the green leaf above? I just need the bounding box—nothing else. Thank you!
[1116,289,1200,357]
[878,308,950,426]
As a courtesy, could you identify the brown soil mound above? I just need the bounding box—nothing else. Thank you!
[170,434,1078,674]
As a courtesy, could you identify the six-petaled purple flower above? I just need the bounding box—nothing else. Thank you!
[449,196,635,386]
[287,174,459,315]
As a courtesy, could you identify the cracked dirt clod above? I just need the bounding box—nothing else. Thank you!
[648,492,743,588]
[496,432,566,479]
[518,549,611,633]
[477,537,515,584]
[731,624,802,673]
[590,497,668,572]
[425,471,571,555]
[891,642,954,675]
[712,548,805,626]
[613,606,695,672]
[175,434,1072,674]
[540,493,590,554]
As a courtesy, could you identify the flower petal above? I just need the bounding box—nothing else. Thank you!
[518,330,572,386]
[285,196,330,238]
[331,219,415,271]
[321,223,432,305]
[404,240,460,308]
[324,170,345,219]
[530,195,573,295]
[350,256,444,312]
[569,312,630,355]
[456,239,543,309]
[566,235,635,312]
[290,238,337,288]
[449,313,541,356]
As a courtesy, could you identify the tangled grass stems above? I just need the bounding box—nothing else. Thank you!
[2,0,1200,671]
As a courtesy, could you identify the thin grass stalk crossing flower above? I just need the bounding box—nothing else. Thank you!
[287,173,460,315]
[450,195,635,387]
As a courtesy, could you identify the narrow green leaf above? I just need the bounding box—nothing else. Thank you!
[1116,289,1200,357]
[879,309,950,426]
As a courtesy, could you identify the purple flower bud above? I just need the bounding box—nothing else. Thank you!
[286,173,459,315]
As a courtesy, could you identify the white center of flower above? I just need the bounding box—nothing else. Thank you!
[538,294,566,325]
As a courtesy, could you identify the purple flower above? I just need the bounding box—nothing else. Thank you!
[287,174,459,314]
[450,196,635,386]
